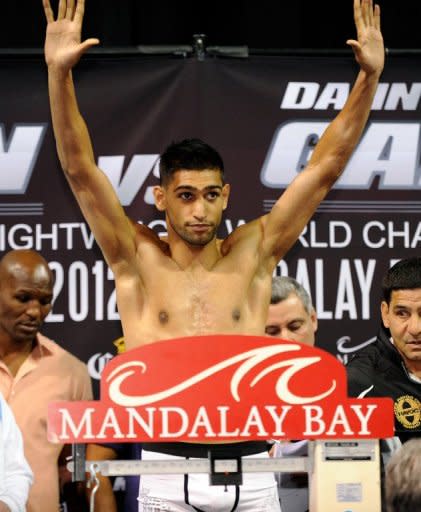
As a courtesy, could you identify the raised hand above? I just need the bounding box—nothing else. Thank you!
[346,0,384,77]
[43,0,99,71]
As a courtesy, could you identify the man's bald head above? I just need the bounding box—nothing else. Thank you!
[0,250,54,345]
[0,250,54,286]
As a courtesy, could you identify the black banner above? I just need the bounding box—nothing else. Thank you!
[1,53,421,393]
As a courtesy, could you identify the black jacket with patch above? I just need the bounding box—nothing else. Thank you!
[346,324,421,443]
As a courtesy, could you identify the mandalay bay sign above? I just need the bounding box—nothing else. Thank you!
[48,335,394,443]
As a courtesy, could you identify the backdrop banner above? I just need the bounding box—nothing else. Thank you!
[1,53,420,394]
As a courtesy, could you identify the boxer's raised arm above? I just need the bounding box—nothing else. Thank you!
[260,0,384,268]
[43,0,137,273]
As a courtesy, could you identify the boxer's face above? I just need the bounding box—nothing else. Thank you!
[154,169,230,246]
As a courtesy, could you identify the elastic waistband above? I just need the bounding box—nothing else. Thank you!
[142,441,270,458]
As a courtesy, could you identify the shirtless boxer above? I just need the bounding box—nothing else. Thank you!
[42,1,384,510]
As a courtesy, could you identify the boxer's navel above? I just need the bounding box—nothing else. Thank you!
[159,310,169,324]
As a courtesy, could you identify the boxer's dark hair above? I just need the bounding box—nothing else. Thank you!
[159,139,225,186]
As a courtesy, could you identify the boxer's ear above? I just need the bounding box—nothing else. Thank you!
[153,186,166,211]
[222,183,230,210]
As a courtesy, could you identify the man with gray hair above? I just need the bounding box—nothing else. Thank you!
[385,438,421,512]
[266,276,317,512]
[265,276,317,346]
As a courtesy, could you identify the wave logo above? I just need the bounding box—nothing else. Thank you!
[104,340,339,408]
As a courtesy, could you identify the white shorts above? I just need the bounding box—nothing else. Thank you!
[138,449,281,512]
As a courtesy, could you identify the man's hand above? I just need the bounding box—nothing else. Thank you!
[346,0,384,77]
[0,501,11,512]
[43,0,99,73]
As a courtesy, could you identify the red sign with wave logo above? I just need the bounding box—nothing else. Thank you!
[48,335,394,443]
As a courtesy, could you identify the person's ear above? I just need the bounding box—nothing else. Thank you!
[381,301,390,328]
[153,186,166,211]
[311,308,318,333]
[222,183,230,210]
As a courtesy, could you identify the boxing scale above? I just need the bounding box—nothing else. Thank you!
[48,334,393,511]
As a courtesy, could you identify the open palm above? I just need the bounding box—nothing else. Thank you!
[43,0,99,70]
[347,0,384,76]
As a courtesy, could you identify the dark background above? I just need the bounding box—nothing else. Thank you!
[2,0,421,51]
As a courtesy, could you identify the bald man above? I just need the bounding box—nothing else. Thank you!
[0,250,93,512]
